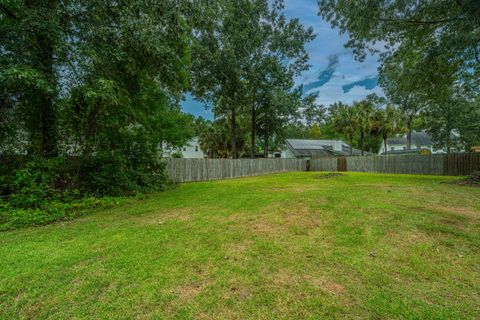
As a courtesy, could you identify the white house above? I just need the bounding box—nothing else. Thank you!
[278,139,365,159]
[378,131,442,155]
[162,137,205,159]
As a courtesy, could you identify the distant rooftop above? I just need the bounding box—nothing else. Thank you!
[387,132,432,146]
[285,139,366,157]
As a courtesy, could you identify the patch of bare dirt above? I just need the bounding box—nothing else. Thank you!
[449,172,480,188]
[316,173,344,179]
[224,281,253,301]
[174,281,208,301]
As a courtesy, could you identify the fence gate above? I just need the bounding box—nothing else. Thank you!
[337,157,347,171]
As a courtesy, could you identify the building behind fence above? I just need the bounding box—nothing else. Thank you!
[165,153,480,182]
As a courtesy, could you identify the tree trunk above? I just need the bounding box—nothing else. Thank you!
[360,130,365,156]
[407,117,413,150]
[349,134,353,156]
[384,137,388,155]
[231,107,237,159]
[250,98,256,158]
[40,92,58,157]
[264,126,269,158]
[26,0,58,157]
[446,128,452,154]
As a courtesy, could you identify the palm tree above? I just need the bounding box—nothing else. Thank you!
[355,99,376,156]
[374,104,404,155]
[331,102,359,156]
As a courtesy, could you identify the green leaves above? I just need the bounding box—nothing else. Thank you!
[0,66,54,94]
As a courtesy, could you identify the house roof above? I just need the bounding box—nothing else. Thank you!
[285,139,366,157]
[387,131,432,146]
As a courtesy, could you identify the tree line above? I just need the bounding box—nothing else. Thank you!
[195,89,479,158]
[192,0,480,158]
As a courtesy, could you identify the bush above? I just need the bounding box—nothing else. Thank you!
[80,149,167,196]
[171,151,183,158]
[0,197,122,231]
[9,157,66,208]
[0,155,28,196]
[0,149,168,230]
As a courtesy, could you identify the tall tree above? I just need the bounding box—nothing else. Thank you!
[303,94,326,128]
[190,0,259,158]
[374,104,404,155]
[1,0,195,159]
[63,1,194,157]
[330,101,359,155]
[396,96,425,150]
[355,95,378,155]
[422,88,480,153]
[0,0,65,156]
[246,1,314,157]
[190,0,313,158]
[257,88,300,157]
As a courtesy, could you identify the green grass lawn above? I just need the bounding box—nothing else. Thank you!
[1,172,480,319]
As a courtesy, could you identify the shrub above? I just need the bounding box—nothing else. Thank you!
[0,197,122,231]
[79,149,167,196]
[0,150,167,230]
[9,157,65,208]
[171,151,183,158]
[0,155,27,196]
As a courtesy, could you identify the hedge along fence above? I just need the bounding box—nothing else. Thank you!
[165,158,307,182]
[310,153,480,176]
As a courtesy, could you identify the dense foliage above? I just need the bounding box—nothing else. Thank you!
[0,1,197,227]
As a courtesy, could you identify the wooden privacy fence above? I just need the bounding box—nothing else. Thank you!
[166,153,480,182]
[165,158,307,182]
[310,153,480,176]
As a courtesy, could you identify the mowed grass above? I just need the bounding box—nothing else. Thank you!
[1,172,480,319]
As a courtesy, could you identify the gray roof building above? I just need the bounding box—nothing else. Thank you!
[284,139,366,158]
[386,131,433,146]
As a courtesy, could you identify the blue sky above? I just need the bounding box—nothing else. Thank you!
[180,0,383,120]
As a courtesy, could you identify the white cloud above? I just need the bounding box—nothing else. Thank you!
[282,0,384,107]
